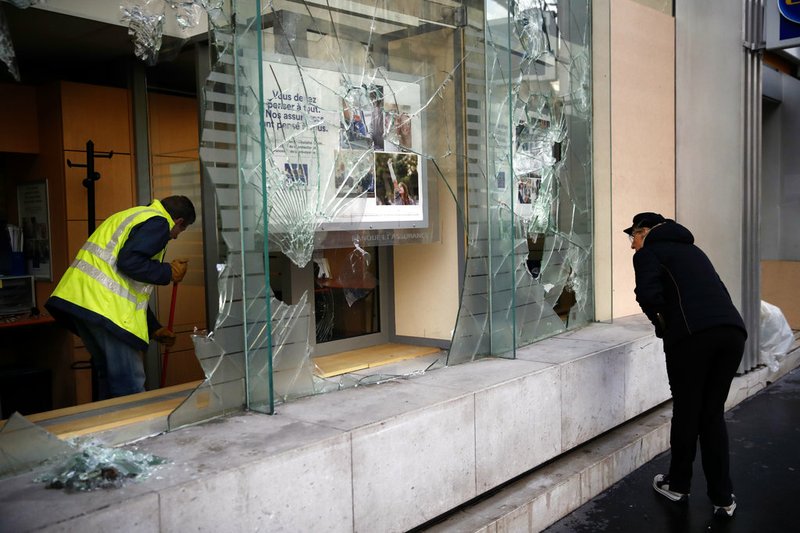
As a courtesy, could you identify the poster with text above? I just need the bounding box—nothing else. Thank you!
[263,59,426,231]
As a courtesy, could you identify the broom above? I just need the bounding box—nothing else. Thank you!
[160,281,179,388]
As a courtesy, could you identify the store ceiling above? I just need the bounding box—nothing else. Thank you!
[1,5,198,95]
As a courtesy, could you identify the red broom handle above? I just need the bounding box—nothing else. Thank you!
[160,281,179,388]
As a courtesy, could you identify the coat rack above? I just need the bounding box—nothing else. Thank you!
[66,140,113,403]
[67,140,114,236]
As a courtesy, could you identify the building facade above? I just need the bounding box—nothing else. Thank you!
[2,0,799,530]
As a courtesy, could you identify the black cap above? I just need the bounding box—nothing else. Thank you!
[623,212,666,235]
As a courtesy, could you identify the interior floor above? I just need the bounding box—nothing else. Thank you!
[313,343,443,378]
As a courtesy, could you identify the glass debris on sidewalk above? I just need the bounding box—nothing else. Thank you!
[34,441,167,492]
[1,413,166,491]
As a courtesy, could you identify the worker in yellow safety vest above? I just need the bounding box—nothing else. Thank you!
[46,196,195,399]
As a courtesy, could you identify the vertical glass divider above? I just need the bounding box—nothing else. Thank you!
[232,0,250,408]
[254,0,274,414]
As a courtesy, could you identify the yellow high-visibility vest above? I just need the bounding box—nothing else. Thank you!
[51,200,175,345]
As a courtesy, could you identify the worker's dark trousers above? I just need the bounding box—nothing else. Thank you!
[73,320,146,400]
[664,325,745,506]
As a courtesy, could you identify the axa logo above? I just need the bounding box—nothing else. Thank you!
[779,0,800,24]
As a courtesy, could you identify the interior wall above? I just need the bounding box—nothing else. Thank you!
[761,260,800,328]
[593,0,612,322]
[675,0,745,308]
[0,83,39,154]
[630,0,673,15]
[610,0,676,319]
[392,31,459,342]
[777,74,800,260]
[148,92,206,387]
[760,71,800,330]
[760,99,781,260]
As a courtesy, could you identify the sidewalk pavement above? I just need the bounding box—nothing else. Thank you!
[544,366,800,532]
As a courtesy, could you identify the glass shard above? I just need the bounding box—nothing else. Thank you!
[0,413,75,479]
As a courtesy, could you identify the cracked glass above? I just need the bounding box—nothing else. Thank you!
[166,0,592,427]
[449,0,592,363]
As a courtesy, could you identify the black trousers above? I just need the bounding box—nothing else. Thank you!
[664,325,745,506]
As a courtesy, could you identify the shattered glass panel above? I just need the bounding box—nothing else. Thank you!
[255,0,464,403]
[121,0,167,64]
[171,0,592,428]
[169,0,257,426]
[449,0,593,363]
[119,0,228,64]
[0,413,75,479]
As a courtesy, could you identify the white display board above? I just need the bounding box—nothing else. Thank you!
[263,59,427,231]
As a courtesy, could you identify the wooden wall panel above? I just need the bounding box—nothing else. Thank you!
[0,83,39,153]
[162,349,205,387]
[60,82,132,154]
[64,153,134,221]
[66,220,94,261]
[148,93,199,158]
[155,283,207,330]
[761,260,800,329]
[34,84,68,296]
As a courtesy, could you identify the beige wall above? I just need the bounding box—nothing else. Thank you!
[392,31,459,342]
[609,0,675,318]
[675,0,746,311]
[593,0,612,321]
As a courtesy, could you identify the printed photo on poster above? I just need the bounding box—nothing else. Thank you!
[517,173,541,206]
[334,150,375,198]
[17,180,52,280]
[374,152,419,206]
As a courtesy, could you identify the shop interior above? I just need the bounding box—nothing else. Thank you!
[1,0,588,435]
[0,6,208,425]
[0,5,448,428]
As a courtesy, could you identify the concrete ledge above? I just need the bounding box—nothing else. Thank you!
[423,405,672,532]
[0,315,721,533]
[422,340,800,532]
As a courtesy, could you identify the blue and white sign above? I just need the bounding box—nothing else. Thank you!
[778,0,800,24]
[768,0,800,49]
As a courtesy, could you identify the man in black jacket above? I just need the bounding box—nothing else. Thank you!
[625,212,747,519]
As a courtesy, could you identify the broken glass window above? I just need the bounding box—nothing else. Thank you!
[120,0,167,63]
[119,0,228,63]
[174,0,592,426]
[449,0,592,362]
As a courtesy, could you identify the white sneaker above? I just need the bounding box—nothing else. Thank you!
[652,474,689,503]
[713,495,737,518]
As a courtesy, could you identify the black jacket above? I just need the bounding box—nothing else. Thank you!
[633,220,747,348]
